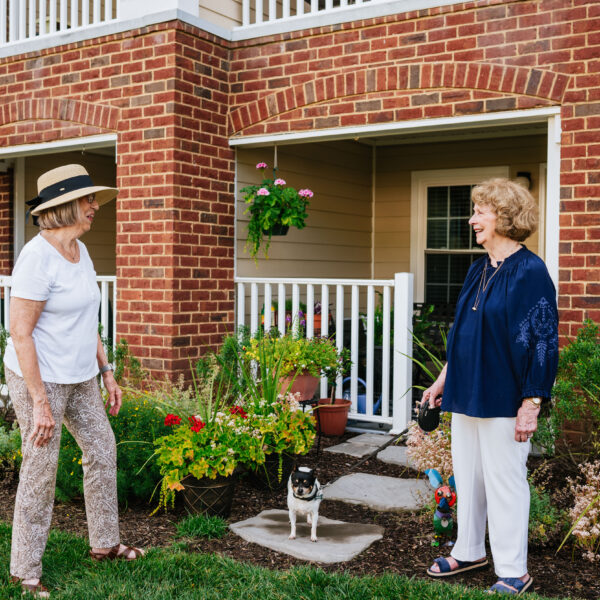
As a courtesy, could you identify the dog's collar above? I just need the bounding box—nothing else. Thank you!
[293,486,322,501]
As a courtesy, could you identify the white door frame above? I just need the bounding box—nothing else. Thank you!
[409,166,510,303]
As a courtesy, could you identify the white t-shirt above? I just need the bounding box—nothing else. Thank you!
[4,234,101,384]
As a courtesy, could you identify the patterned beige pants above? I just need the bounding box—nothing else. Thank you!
[6,368,120,580]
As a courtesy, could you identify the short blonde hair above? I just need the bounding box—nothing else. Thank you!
[38,199,80,230]
[471,178,538,242]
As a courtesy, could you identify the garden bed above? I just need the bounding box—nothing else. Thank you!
[0,433,597,600]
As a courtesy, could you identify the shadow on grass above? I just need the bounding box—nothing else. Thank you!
[0,522,568,600]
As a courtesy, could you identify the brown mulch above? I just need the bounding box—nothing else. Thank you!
[1,434,598,600]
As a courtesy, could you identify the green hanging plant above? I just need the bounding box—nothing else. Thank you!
[241,162,313,260]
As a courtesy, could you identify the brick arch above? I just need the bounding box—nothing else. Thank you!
[229,62,570,135]
[0,98,119,131]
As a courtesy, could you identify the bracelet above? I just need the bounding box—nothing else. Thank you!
[99,363,114,375]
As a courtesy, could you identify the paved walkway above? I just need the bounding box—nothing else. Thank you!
[229,433,430,563]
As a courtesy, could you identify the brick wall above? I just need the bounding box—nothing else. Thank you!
[227,0,600,342]
[0,22,234,377]
[0,170,13,276]
[0,0,599,375]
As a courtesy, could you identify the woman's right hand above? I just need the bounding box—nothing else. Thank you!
[29,401,55,447]
[421,381,444,408]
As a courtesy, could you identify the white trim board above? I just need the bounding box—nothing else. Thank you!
[410,166,510,304]
[229,108,562,148]
[0,134,118,160]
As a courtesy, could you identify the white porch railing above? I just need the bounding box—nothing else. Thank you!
[0,275,117,353]
[0,0,116,44]
[235,273,413,434]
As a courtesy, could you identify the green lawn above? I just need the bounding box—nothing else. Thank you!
[0,522,569,600]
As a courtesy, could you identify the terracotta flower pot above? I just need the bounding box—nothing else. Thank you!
[279,371,320,401]
[315,398,351,436]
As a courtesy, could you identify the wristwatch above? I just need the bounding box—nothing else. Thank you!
[525,396,542,408]
[99,363,114,375]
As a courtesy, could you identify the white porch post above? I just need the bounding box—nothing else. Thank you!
[391,272,413,434]
[545,114,561,291]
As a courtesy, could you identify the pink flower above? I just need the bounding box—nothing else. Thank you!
[274,178,286,186]
[257,188,270,196]
[189,416,205,433]
[298,189,313,198]
[164,414,181,427]
[256,162,268,169]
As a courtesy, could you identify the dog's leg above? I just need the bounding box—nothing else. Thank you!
[310,511,318,542]
[307,513,312,525]
[288,510,296,540]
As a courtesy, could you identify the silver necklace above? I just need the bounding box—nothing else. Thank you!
[471,260,504,312]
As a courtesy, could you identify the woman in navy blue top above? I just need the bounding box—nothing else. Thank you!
[423,178,558,596]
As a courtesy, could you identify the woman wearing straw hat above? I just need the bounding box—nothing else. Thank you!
[4,165,143,598]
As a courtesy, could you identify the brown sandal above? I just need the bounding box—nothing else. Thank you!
[89,543,144,561]
[10,576,50,598]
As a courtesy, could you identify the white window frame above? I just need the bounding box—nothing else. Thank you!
[410,166,509,303]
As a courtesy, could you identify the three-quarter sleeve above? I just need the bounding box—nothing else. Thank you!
[507,258,559,402]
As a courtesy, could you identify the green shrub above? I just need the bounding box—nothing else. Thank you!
[0,419,21,474]
[534,320,600,457]
[55,392,168,505]
[528,479,565,546]
[175,514,228,539]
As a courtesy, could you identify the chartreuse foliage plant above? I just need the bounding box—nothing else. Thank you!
[0,521,573,600]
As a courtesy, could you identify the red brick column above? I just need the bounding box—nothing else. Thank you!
[0,169,13,276]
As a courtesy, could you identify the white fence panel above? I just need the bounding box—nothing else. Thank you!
[0,275,117,354]
[235,274,414,433]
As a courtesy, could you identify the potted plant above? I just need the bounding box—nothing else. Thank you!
[241,162,313,260]
[314,346,352,436]
[152,360,266,516]
[232,335,317,490]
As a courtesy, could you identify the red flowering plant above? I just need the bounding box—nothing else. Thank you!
[152,359,266,510]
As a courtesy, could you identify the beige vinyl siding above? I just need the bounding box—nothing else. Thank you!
[373,135,547,280]
[24,152,116,275]
[199,0,311,28]
[237,141,373,279]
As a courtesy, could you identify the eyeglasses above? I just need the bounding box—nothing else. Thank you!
[83,194,97,204]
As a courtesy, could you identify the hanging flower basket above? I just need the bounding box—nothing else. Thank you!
[182,474,237,518]
[241,162,313,260]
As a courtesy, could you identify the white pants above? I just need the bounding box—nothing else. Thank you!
[450,413,530,578]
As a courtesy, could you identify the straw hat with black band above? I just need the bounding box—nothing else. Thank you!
[26,164,118,223]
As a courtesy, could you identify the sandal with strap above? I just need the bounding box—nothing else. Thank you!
[426,556,489,578]
[89,543,145,562]
[487,576,533,596]
[10,576,50,598]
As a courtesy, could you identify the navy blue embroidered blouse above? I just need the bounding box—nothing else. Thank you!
[442,246,559,418]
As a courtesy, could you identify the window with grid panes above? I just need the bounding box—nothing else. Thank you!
[425,185,486,306]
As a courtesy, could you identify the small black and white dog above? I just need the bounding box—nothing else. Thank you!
[287,467,322,542]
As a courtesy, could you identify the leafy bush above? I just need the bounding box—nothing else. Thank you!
[528,479,565,546]
[534,320,600,457]
[175,514,228,539]
[0,419,21,475]
[55,391,168,505]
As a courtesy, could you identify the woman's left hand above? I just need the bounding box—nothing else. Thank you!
[514,402,540,443]
[103,372,122,416]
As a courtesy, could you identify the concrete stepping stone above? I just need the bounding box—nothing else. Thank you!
[323,473,430,512]
[377,445,418,470]
[325,433,394,458]
[229,509,383,563]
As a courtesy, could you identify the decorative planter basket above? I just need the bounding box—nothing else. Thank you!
[248,452,296,491]
[182,474,237,518]
[268,224,289,236]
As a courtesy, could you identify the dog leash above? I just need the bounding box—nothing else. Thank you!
[319,423,414,490]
